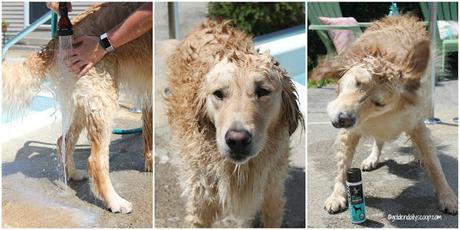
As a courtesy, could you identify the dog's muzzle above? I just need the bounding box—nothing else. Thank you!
[332,112,356,128]
[225,129,253,162]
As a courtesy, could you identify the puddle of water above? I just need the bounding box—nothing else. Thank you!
[3,174,97,228]
[3,198,97,228]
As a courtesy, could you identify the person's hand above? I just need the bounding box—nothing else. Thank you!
[66,35,108,78]
[47,2,72,16]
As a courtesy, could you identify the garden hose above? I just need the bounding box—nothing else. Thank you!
[112,127,143,135]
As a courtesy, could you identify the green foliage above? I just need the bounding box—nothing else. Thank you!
[307,78,335,88]
[208,2,305,36]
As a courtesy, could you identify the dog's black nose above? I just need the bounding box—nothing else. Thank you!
[333,112,356,128]
[225,129,252,155]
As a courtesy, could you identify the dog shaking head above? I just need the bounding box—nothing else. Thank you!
[326,39,430,129]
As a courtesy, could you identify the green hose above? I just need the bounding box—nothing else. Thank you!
[51,12,57,38]
[112,127,143,135]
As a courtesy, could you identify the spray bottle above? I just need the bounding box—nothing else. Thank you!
[388,3,400,17]
[57,2,73,36]
[346,168,366,224]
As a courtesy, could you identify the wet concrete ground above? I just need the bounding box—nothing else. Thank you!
[307,80,458,228]
[2,101,152,227]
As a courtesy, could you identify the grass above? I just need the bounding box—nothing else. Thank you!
[307,78,335,88]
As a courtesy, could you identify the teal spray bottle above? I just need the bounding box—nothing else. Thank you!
[346,168,366,224]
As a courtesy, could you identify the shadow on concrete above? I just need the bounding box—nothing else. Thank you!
[2,133,146,208]
[365,150,458,228]
[253,167,306,228]
[357,219,385,227]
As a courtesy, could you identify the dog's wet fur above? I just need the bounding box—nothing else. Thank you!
[312,15,458,215]
[166,21,303,227]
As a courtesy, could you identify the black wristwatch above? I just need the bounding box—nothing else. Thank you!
[99,33,114,53]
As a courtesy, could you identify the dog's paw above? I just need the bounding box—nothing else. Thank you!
[67,169,88,181]
[186,214,212,227]
[108,197,132,214]
[144,152,153,172]
[438,191,458,215]
[361,156,379,171]
[145,162,152,172]
[324,193,347,214]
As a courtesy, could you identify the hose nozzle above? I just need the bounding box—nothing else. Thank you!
[57,2,73,36]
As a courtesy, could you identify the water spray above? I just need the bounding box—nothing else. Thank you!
[56,2,74,185]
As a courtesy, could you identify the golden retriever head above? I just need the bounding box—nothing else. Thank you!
[325,40,430,129]
[196,50,302,164]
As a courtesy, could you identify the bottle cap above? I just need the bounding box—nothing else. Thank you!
[347,168,362,183]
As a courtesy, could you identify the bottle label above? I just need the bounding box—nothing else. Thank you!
[347,183,366,223]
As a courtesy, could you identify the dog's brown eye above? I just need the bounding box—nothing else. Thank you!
[356,81,361,87]
[373,101,385,107]
[256,87,271,97]
[213,90,224,100]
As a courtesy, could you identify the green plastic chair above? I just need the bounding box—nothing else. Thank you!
[308,2,371,56]
[420,2,458,74]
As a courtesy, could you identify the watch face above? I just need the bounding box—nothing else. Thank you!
[99,36,112,50]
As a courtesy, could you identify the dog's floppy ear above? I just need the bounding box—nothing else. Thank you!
[401,39,430,89]
[193,87,213,133]
[278,69,304,135]
[310,56,346,82]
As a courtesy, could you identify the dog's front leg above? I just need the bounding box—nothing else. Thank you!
[361,139,384,171]
[85,94,132,214]
[409,123,458,215]
[142,104,153,172]
[261,159,288,227]
[324,130,360,213]
[185,185,220,227]
[56,111,87,181]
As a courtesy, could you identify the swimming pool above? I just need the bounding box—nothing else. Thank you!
[1,77,59,143]
[255,25,306,113]
[2,93,56,124]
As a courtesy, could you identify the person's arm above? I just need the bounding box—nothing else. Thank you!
[68,3,152,78]
[106,3,152,49]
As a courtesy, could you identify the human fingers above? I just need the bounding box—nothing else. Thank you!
[77,62,94,78]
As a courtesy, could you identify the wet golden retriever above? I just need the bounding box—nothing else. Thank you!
[312,15,458,214]
[166,21,303,227]
[2,2,152,214]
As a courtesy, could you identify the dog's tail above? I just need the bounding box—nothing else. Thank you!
[2,41,54,115]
